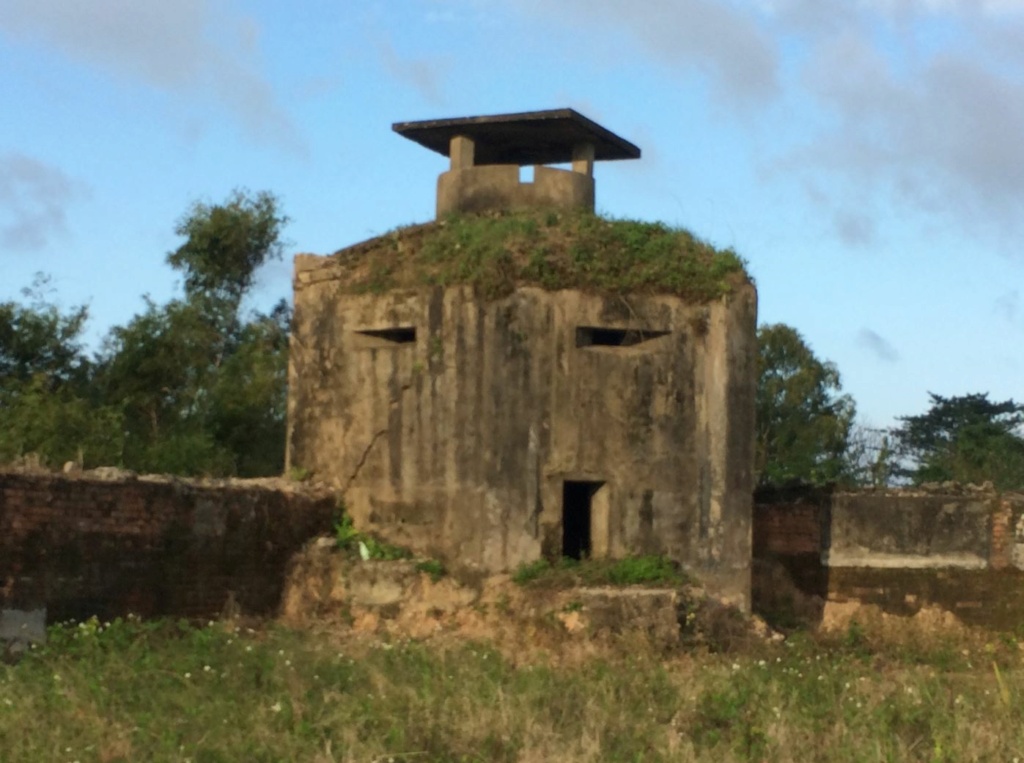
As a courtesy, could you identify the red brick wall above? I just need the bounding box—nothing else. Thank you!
[0,471,336,621]
[753,503,823,557]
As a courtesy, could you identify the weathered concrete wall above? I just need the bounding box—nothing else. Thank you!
[288,269,758,607]
[827,491,998,569]
[0,471,336,623]
[753,486,1024,629]
[437,165,594,217]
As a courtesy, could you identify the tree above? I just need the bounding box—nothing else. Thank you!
[167,189,288,305]
[0,276,123,467]
[892,392,1024,489]
[756,323,856,487]
[843,423,896,488]
[96,189,291,477]
[0,275,89,386]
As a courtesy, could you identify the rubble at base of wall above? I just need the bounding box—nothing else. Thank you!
[280,537,778,652]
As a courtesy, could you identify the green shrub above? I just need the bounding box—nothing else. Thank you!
[512,555,688,588]
[415,559,447,582]
[333,514,411,560]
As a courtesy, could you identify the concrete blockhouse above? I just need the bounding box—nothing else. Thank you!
[287,109,757,607]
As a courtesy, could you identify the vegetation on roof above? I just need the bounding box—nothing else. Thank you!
[338,208,749,301]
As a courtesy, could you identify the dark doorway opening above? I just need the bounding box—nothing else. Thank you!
[562,481,603,559]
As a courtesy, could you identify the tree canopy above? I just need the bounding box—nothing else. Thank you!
[167,189,288,305]
[891,392,1024,489]
[0,190,291,477]
[756,323,856,487]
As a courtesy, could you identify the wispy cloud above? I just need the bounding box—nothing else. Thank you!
[771,3,1024,252]
[994,289,1019,322]
[378,38,449,105]
[0,154,85,252]
[506,0,780,108]
[0,0,303,152]
[478,0,1024,254]
[858,328,901,362]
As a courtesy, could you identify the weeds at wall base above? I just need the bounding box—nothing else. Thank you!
[512,555,690,588]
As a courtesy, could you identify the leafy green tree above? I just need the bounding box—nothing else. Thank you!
[0,277,123,466]
[95,189,291,477]
[168,189,288,305]
[0,276,89,385]
[892,392,1024,489]
[756,323,856,487]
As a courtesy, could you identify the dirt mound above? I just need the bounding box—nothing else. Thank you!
[280,537,777,659]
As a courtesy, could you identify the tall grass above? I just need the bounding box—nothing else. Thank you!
[4,617,1024,761]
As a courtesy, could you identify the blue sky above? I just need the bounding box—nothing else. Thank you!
[1,0,1022,428]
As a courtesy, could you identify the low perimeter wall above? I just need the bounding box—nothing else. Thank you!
[754,485,1024,629]
[0,470,336,625]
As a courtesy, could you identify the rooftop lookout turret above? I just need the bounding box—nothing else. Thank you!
[393,108,641,219]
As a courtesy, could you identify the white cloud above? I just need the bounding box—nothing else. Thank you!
[378,38,449,106]
[0,154,85,252]
[790,17,1024,249]
[0,0,302,151]
[504,0,780,107]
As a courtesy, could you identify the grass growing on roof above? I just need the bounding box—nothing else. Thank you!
[345,208,749,300]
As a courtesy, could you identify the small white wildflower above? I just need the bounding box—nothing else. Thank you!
[184,672,191,679]
[285,660,291,667]
[203,665,212,672]
[245,646,253,652]
[271,701,282,713]
[53,674,61,681]
[731,662,740,671]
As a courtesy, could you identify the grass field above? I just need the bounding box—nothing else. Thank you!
[4,614,1024,762]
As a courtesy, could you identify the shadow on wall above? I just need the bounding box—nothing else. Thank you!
[752,484,831,629]
[753,483,1024,632]
[0,471,338,628]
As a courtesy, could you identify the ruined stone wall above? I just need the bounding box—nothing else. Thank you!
[0,471,336,623]
[754,486,1024,629]
[288,274,757,607]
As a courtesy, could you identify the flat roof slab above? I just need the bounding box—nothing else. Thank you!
[393,108,641,166]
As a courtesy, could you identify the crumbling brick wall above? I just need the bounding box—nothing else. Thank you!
[0,471,336,622]
[754,485,1024,629]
